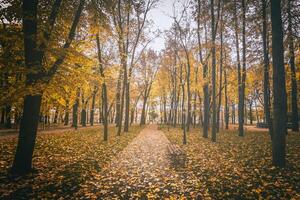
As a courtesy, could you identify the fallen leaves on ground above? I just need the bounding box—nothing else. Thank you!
[0,125,144,199]
[163,126,300,199]
[82,124,208,199]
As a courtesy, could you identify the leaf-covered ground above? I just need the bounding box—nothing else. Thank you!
[163,126,300,199]
[0,125,299,199]
[82,125,210,199]
[0,125,144,199]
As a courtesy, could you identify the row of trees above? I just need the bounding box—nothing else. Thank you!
[0,0,160,175]
[0,0,299,174]
[151,0,299,168]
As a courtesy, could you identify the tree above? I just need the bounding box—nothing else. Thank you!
[96,34,108,141]
[210,0,217,142]
[261,0,273,138]
[11,0,84,175]
[270,0,287,167]
[196,0,210,138]
[287,0,299,132]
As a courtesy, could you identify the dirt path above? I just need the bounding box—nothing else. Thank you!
[87,124,208,199]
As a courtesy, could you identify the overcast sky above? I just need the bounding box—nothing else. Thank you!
[148,0,177,51]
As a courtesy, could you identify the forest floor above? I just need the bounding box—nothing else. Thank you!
[0,123,106,137]
[0,125,144,199]
[162,126,300,199]
[0,125,299,199]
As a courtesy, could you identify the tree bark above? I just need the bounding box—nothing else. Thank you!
[287,0,299,132]
[140,95,147,125]
[96,34,108,140]
[240,0,246,136]
[217,13,223,133]
[5,105,12,128]
[11,0,41,174]
[90,87,97,126]
[233,0,244,136]
[197,0,209,138]
[124,82,130,132]
[262,0,273,138]
[224,54,229,129]
[211,0,217,142]
[72,89,80,129]
[270,0,287,167]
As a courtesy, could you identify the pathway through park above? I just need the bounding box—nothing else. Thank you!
[87,125,209,199]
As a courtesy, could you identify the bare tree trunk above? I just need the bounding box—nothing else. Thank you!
[262,0,273,138]
[163,95,167,123]
[186,62,191,132]
[11,0,42,175]
[197,0,209,138]
[115,70,122,125]
[270,0,287,167]
[224,61,229,129]
[240,0,247,136]
[217,13,223,133]
[140,95,147,125]
[232,102,235,124]
[96,34,108,140]
[124,82,130,132]
[287,0,299,132]
[90,87,97,126]
[64,100,69,126]
[233,0,244,136]
[211,0,217,142]
[249,101,253,125]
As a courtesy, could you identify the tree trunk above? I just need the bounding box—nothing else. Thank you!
[197,0,210,137]
[140,96,147,125]
[262,0,273,138]
[232,103,235,124]
[0,107,5,124]
[240,0,246,136]
[96,34,108,140]
[102,84,108,140]
[249,101,253,125]
[186,62,191,132]
[11,0,42,175]
[12,0,83,175]
[181,82,185,131]
[287,0,299,132]
[255,101,260,123]
[124,82,130,132]
[53,108,59,124]
[72,89,80,129]
[224,59,229,129]
[193,93,197,128]
[217,14,223,133]
[163,95,167,123]
[90,88,96,126]
[130,107,135,125]
[5,105,12,128]
[81,108,86,126]
[115,70,122,125]
[233,0,243,136]
[211,0,217,142]
[117,63,126,135]
[64,111,69,126]
[270,0,287,167]
[183,109,187,145]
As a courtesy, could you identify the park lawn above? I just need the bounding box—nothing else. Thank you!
[162,126,300,199]
[0,125,144,199]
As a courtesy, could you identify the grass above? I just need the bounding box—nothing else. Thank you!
[0,125,144,199]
